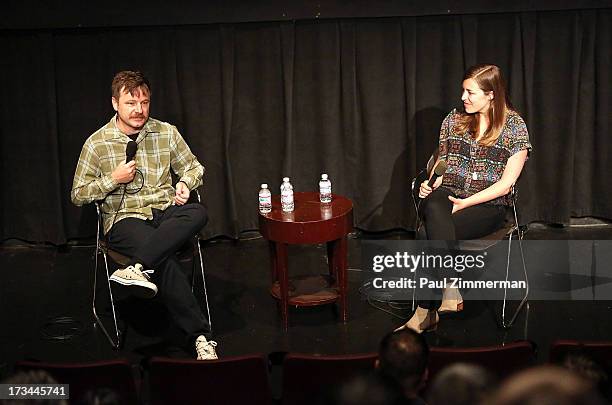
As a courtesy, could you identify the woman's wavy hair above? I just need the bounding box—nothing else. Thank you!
[456,64,513,146]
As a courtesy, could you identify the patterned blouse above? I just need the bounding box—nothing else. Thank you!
[439,109,532,206]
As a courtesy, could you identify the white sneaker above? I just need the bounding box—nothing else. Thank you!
[109,263,158,298]
[195,335,218,360]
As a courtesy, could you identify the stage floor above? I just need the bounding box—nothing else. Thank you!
[1,223,612,379]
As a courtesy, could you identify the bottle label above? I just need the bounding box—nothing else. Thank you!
[259,192,272,213]
[281,190,294,212]
[319,181,332,203]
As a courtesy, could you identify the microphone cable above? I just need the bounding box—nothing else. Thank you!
[106,169,143,245]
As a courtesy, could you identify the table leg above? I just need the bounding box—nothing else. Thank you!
[326,241,337,282]
[275,242,290,331]
[330,237,348,322]
[268,241,278,284]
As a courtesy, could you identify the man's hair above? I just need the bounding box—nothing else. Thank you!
[328,373,405,405]
[427,363,497,405]
[562,354,611,401]
[377,329,429,393]
[111,70,151,100]
[491,365,606,405]
[2,370,68,405]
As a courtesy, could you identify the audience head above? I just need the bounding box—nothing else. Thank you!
[491,365,606,405]
[74,388,122,405]
[561,353,611,402]
[377,328,429,398]
[1,370,68,405]
[325,373,406,405]
[427,362,497,405]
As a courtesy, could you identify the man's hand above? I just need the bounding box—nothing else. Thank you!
[174,181,190,205]
[112,161,136,184]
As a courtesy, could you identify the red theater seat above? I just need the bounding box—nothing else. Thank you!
[281,352,379,405]
[148,354,272,405]
[428,340,536,381]
[550,339,612,370]
[15,359,138,404]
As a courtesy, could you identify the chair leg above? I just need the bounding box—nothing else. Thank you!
[92,247,121,349]
[195,237,213,333]
[502,233,529,328]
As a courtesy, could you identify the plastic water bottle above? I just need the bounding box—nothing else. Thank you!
[280,177,294,212]
[258,184,271,213]
[319,173,332,203]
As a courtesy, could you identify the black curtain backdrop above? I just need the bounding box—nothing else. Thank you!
[1,9,611,244]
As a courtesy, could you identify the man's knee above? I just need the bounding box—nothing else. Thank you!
[187,203,208,229]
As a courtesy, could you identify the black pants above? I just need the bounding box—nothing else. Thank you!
[107,203,211,346]
[418,187,506,309]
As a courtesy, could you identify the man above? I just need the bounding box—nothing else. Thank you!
[377,329,428,404]
[71,70,218,360]
[427,363,497,405]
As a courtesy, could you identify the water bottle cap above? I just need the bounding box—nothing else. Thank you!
[321,174,328,180]
[283,177,290,182]
[261,183,268,188]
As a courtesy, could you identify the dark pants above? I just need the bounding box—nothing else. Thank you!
[418,187,506,309]
[107,203,211,346]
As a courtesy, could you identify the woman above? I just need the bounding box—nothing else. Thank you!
[397,63,532,333]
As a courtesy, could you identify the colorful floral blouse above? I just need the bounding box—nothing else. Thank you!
[439,109,532,206]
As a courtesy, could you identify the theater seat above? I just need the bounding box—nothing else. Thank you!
[147,354,272,405]
[549,339,612,370]
[15,359,138,404]
[428,340,536,381]
[281,352,379,405]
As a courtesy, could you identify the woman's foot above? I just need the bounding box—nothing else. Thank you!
[438,286,464,314]
[395,306,439,334]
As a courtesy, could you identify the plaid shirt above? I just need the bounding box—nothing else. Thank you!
[71,116,204,234]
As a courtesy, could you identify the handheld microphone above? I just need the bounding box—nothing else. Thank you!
[126,141,138,163]
[427,160,447,188]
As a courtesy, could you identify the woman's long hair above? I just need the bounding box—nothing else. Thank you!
[455,64,513,146]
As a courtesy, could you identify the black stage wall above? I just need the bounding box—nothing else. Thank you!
[1,2,611,244]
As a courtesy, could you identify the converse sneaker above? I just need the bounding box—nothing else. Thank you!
[109,263,158,298]
[195,335,218,360]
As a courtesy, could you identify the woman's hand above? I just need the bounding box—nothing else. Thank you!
[418,175,443,199]
[418,180,432,199]
[448,195,468,214]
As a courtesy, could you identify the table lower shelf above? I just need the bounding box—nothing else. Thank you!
[269,275,339,306]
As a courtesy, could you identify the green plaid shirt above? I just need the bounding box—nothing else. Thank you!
[71,116,204,234]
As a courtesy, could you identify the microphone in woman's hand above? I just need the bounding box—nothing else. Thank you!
[427,161,447,187]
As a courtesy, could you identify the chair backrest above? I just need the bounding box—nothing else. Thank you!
[148,354,272,405]
[427,341,536,382]
[15,359,139,404]
[549,340,612,371]
[281,352,379,405]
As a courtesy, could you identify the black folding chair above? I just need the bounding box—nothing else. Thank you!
[410,152,528,328]
[92,189,212,348]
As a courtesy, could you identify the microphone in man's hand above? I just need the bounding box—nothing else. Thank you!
[126,141,138,163]
[427,160,448,188]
